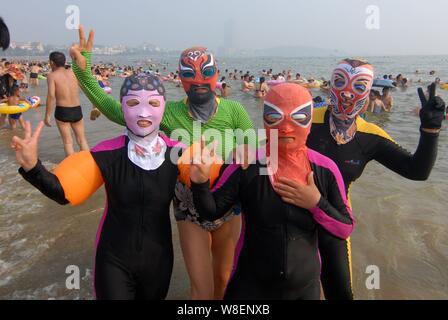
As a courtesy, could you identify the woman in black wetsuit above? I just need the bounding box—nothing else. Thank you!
[189,83,355,300]
[307,59,445,300]
[11,73,184,300]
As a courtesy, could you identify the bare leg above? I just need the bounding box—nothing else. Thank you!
[8,117,17,129]
[18,116,26,129]
[70,119,89,151]
[56,119,75,156]
[211,215,241,299]
[177,220,214,299]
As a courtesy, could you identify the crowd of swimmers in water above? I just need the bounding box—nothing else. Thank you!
[2,55,446,133]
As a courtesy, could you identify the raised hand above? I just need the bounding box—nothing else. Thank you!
[10,121,45,172]
[70,25,95,71]
[274,173,322,210]
[44,114,52,127]
[418,82,445,131]
[189,137,220,184]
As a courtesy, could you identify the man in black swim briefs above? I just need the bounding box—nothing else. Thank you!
[45,51,89,156]
[54,105,83,123]
[29,63,41,86]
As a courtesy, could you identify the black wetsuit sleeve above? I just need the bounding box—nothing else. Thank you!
[190,167,241,221]
[373,130,438,181]
[315,195,353,227]
[18,160,69,205]
[310,165,354,239]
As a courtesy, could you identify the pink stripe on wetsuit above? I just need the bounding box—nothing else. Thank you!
[307,148,355,239]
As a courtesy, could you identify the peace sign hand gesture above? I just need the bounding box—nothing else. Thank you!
[11,121,45,172]
[417,82,445,131]
[69,25,95,71]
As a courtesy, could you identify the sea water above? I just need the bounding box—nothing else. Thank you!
[0,55,447,299]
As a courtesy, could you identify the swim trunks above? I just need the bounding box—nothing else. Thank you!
[55,106,83,123]
[9,112,21,120]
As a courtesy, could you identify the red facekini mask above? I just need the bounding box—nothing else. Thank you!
[264,83,313,186]
[179,47,219,94]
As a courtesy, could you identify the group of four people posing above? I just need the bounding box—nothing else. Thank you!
[11,27,444,300]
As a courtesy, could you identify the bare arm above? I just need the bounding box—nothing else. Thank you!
[45,75,56,127]
[379,100,388,112]
[387,97,393,111]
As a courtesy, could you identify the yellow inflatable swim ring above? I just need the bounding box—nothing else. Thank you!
[301,82,321,89]
[440,83,448,90]
[0,101,31,114]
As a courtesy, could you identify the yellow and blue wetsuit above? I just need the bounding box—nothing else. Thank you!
[307,107,440,300]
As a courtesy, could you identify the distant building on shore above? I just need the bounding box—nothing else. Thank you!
[4,42,169,57]
[10,42,44,52]
[92,45,127,55]
[218,19,238,57]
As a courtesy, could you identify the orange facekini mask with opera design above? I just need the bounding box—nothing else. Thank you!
[264,83,313,186]
[178,47,219,122]
[329,59,374,144]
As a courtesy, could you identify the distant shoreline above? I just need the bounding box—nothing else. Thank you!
[3,53,448,59]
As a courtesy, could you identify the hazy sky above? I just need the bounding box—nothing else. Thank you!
[1,0,447,56]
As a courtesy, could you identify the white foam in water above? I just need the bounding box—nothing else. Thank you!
[10,238,28,249]
[9,283,60,300]
[0,259,14,274]
[0,276,12,287]
[0,223,24,241]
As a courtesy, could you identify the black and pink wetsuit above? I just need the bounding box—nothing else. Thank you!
[190,149,354,300]
[19,135,183,300]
